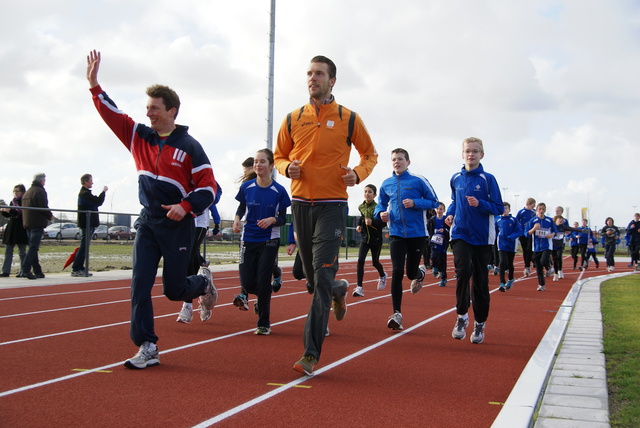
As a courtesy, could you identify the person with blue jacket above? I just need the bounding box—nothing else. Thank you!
[374,148,439,331]
[445,137,504,344]
[496,202,522,291]
[527,203,557,291]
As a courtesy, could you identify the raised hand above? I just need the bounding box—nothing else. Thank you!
[86,50,101,88]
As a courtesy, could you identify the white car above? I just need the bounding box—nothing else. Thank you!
[44,223,80,240]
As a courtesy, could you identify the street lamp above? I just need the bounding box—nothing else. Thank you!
[514,194,519,209]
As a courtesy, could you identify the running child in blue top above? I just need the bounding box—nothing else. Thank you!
[495,202,522,292]
[516,198,536,277]
[375,148,439,331]
[232,149,291,335]
[445,137,504,344]
[427,202,450,287]
[526,202,557,291]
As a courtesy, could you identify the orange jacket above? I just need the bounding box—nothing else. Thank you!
[275,100,378,204]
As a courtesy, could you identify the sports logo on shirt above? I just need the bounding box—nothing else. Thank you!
[171,149,187,167]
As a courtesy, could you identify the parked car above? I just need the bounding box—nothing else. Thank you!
[44,223,80,240]
[92,225,109,240]
[108,225,133,240]
[221,227,242,242]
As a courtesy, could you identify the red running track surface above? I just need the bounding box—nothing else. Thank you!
[0,256,618,427]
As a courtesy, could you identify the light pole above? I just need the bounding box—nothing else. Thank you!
[514,194,519,209]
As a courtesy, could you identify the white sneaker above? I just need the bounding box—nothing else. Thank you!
[552,274,558,282]
[558,270,564,279]
[176,303,193,324]
[470,321,485,344]
[452,316,469,340]
[410,266,426,294]
[124,342,159,369]
[198,267,217,322]
[387,311,403,330]
[537,284,546,291]
[352,286,364,297]
[376,273,388,291]
[524,267,530,277]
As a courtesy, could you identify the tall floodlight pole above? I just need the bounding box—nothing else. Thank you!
[266,0,276,150]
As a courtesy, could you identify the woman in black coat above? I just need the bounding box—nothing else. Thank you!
[1,184,29,277]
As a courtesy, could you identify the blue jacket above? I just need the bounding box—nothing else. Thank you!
[445,164,504,246]
[527,215,557,252]
[496,214,522,252]
[516,207,535,237]
[374,169,439,238]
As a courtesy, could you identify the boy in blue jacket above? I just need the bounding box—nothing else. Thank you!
[445,137,504,344]
[526,203,557,291]
[375,148,439,331]
[496,202,522,291]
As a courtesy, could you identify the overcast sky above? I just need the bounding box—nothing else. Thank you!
[2,0,639,231]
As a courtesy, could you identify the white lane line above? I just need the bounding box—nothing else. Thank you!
[192,303,459,427]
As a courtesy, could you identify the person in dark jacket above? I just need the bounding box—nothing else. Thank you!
[1,184,29,277]
[71,173,107,277]
[353,184,387,298]
[22,173,54,280]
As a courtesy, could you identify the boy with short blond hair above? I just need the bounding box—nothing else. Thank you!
[445,137,504,344]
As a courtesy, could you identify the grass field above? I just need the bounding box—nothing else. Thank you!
[602,274,640,428]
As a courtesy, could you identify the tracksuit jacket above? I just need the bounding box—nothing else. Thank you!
[89,85,217,217]
[527,215,557,252]
[274,98,377,204]
[445,164,504,245]
[496,214,522,252]
[374,169,439,238]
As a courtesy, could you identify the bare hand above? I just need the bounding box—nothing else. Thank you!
[288,160,302,179]
[466,196,479,207]
[86,50,101,88]
[341,166,358,187]
[380,211,389,223]
[286,243,297,256]
[102,186,108,192]
[365,218,372,226]
[445,215,453,226]
[402,199,415,208]
[232,219,241,233]
[256,217,275,229]
[161,204,187,221]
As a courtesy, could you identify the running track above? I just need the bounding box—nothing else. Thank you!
[0,256,616,427]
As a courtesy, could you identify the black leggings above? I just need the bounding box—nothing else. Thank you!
[356,241,385,287]
[389,236,425,313]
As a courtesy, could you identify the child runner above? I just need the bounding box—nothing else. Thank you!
[569,221,581,270]
[427,202,450,287]
[516,197,536,277]
[495,202,522,292]
[627,213,640,270]
[232,149,291,335]
[353,184,388,297]
[375,148,439,331]
[446,137,504,344]
[600,217,620,272]
[526,202,557,291]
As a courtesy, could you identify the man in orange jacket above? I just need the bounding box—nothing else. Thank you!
[275,55,378,376]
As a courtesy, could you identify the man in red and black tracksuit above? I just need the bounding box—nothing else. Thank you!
[86,50,218,369]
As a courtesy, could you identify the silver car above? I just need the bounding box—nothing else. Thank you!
[44,223,80,240]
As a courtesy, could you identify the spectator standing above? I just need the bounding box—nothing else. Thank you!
[446,137,504,344]
[1,184,29,277]
[72,174,107,277]
[22,173,53,280]
[375,148,439,330]
[87,50,218,369]
[275,55,378,375]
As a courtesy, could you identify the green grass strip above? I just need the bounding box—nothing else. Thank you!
[602,274,640,427]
